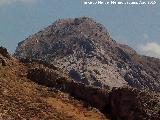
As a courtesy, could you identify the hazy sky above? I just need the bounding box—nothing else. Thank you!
[0,0,160,58]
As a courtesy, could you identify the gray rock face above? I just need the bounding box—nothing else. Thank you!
[0,47,10,59]
[0,46,11,66]
[15,17,160,91]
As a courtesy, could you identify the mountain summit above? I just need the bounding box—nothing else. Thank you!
[15,17,160,91]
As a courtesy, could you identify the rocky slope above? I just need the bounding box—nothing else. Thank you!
[1,47,159,120]
[26,59,160,120]
[0,47,108,120]
[15,17,160,91]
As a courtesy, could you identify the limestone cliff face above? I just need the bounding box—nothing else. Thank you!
[15,17,160,91]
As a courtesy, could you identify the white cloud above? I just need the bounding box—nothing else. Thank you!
[0,0,36,5]
[139,42,160,58]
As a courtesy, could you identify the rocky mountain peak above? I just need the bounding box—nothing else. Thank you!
[15,17,112,58]
[15,17,160,92]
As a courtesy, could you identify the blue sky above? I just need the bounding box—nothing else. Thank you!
[0,0,160,58]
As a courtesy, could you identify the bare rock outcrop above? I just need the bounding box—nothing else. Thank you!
[0,46,10,59]
[110,87,160,120]
[0,46,11,66]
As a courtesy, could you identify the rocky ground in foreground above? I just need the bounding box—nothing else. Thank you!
[1,47,160,120]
